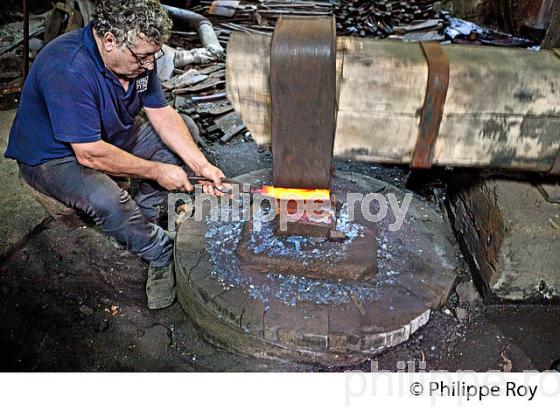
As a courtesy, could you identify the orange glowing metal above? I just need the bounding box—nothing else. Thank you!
[258,185,331,201]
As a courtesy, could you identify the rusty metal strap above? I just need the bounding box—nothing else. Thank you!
[550,49,560,175]
[411,42,450,169]
[270,16,336,189]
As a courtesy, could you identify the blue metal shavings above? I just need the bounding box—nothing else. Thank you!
[242,204,365,263]
[202,210,401,310]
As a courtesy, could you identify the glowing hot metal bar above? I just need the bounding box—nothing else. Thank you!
[257,185,338,238]
[257,185,330,201]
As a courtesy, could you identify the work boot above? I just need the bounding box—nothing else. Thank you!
[146,262,176,309]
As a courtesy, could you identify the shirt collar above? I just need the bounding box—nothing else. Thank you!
[83,22,107,74]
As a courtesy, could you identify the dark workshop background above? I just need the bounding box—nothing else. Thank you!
[0,1,500,26]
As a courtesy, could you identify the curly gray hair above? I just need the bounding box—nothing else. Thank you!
[92,0,172,47]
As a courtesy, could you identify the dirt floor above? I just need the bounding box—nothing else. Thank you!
[1,134,559,372]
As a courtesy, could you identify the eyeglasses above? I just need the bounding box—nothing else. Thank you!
[126,45,165,67]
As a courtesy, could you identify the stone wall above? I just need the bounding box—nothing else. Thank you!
[448,177,560,302]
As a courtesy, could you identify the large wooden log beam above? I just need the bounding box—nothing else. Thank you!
[226,33,560,174]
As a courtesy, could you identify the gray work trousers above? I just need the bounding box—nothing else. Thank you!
[19,118,199,267]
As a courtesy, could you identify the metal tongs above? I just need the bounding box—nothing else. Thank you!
[187,176,258,194]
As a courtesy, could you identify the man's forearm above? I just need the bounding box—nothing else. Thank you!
[144,105,226,194]
[146,106,210,173]
[74,140,162,180]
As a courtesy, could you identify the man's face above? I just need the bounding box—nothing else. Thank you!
[101,32,162,80]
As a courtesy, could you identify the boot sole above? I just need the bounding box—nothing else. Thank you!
[147,289,177,310]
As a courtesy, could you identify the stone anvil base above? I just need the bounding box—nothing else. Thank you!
[174,169,458,366]
[236,213,378,282]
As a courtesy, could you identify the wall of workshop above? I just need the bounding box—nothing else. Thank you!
[437,0,560,46]
[434,0,498,25]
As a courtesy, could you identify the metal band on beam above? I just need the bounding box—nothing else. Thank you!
[411,42,450,169]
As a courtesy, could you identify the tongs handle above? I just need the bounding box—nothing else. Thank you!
[187,176,258,194]
[188,176,238,185]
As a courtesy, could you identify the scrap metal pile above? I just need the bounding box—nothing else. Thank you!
[188,0,537,44]
[161,0,536,150]
[335,0,437,36]
[0,13,44,106]
[334,0,535,45]
[161,60,246,148]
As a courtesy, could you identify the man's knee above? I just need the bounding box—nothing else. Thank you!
[86,183,136,224]
[152,148,182,166]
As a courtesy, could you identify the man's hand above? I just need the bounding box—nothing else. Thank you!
[156,163,193,192]
[197,162,227,197]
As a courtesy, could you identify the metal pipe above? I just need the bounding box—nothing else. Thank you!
[163,5,208,30]
[163,4,224,57]
[198,22,224,57]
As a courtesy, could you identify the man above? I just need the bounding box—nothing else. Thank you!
[4,0,226,309]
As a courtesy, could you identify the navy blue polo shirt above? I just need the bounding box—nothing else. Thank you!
[5,22,168,166]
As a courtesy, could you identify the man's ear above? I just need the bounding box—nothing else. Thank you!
[102,32,116,52]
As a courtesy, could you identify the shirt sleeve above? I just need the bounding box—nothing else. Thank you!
[142,65,169,109]
[42,69,102,143]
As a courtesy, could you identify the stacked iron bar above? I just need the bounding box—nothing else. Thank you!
[193,0,439,39]
[191,0,534,45]
[335,0,437,37]
[194,1,336,38]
